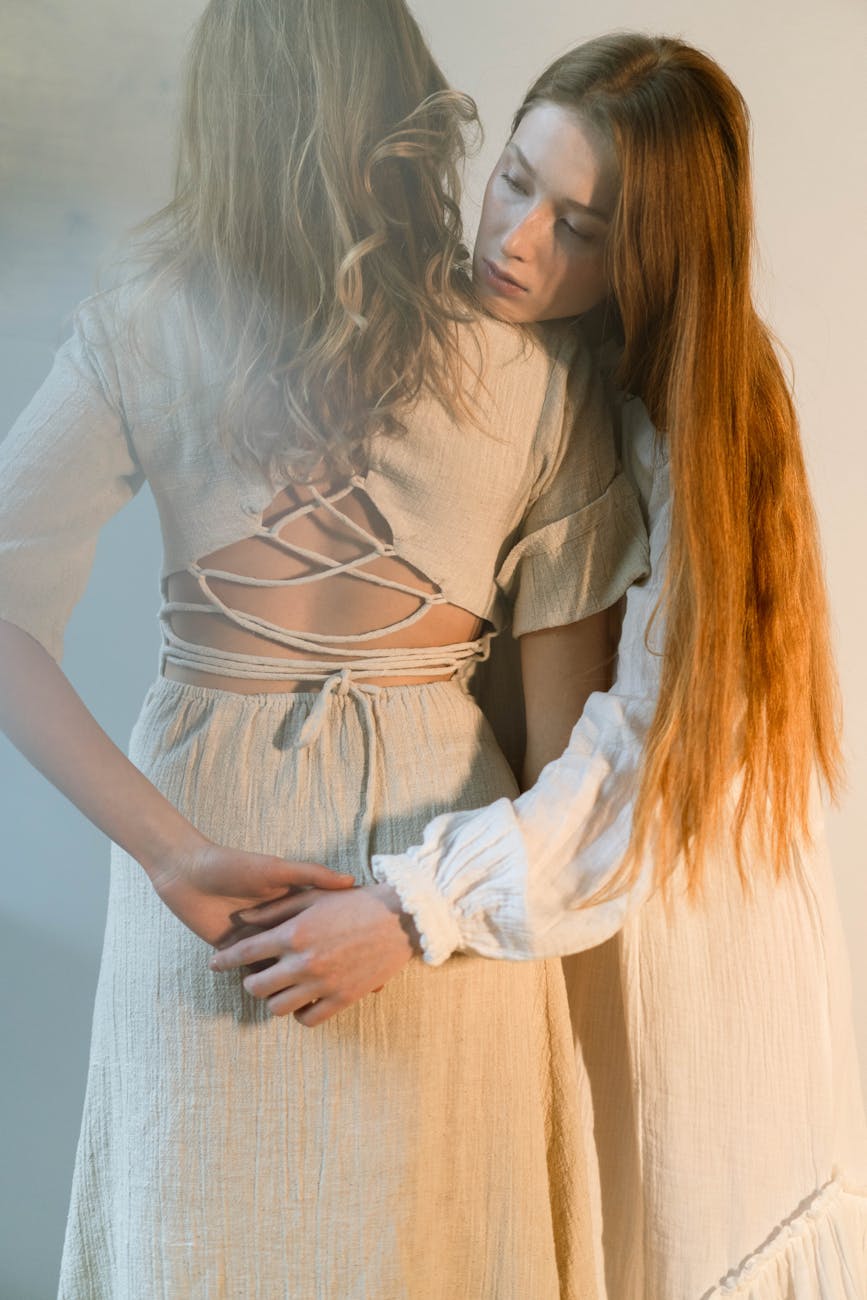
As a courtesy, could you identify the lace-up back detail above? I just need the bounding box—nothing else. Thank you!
[160,472,490,690]
[0,290,649,689]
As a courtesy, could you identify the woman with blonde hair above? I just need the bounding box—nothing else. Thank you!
[0,3,648,1296]
[219,32,867,1298]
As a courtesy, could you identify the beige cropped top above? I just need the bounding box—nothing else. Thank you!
[0,287,649,686]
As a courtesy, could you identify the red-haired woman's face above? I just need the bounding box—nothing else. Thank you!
[473,101,618,324]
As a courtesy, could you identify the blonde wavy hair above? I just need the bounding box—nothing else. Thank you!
[517,34,843,903]
[130,0,481,482]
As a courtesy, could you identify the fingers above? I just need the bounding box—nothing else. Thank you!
[212,918,271,951]
[210,928,286,971]
[279,989,356,1025]
[293,997,344,1028]
[265,985,324,1018]
[236,891,321,928]
[241,959,334,1021]
[266,858,356,893]
[212,946,371,1026]
[243,959,305,1000]
[246,956,279,974]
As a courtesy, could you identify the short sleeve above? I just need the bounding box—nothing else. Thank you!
[495,335,649,636]
[0,297,145,664]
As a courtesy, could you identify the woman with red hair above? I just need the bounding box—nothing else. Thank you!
[222,33,867,1298]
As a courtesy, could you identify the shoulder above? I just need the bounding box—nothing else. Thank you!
[592,335,669,527]
[77,275,211,358]
[72,277,162,359]
[71,278,220,423]
[449,306,581,367]
[446,313,591,439]
[462,313,586,376]
[522,321,609,481]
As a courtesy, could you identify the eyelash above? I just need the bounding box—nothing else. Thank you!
[501,171,527,194]
[500,172,594,242]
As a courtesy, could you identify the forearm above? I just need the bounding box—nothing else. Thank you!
[0,619,205,881]
[371,686,655,964]
[371,399,667,968]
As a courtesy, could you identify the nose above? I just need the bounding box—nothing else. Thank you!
[500,206,543,262]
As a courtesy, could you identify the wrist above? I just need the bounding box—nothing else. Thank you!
[369,881,423,955]
[136,812,212,889]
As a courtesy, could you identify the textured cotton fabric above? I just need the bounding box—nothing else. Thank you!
[0,290,650,1299]
[58,677,607,1299]
[0,289,647,670]
[371,384,867,1298]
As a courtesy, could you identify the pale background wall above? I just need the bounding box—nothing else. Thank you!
[0,1,863,1295]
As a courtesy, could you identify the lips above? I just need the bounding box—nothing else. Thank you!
[481,257,528,295]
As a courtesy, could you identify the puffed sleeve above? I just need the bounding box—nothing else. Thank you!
[0,296,145,664]
[371,397,667,965]
[495,332,649,636]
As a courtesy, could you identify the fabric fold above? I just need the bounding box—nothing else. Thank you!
[703,1177,867,1299]
[495,470,650,636]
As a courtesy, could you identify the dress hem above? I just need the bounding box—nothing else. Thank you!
[701,1173,867,1299]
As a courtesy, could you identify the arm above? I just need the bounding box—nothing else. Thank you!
[212,363,658,1018]
[0,620,354,945]
[520,609,613,790]
[369,684,655,964]
[206,607,615,1017]
[0,618,204,874]
[369,402,667,964]
[0,303,354,949]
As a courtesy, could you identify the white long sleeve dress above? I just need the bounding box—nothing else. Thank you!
[371,386,867,1300]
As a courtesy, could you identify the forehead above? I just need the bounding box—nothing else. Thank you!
[507,101,619,213]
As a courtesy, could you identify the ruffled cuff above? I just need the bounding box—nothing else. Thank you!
[371,691,655,966]
[371,798,531,966]
[706,1175,867,1298]
[370,844,465,967]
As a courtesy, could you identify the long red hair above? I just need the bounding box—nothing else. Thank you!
[518,34,843,900]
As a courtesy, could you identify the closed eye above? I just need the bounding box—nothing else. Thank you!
[560,220,596,243]
[500,171,528,195]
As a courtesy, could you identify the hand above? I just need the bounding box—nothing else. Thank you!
[208,883,419,1027]
[150,837,357,948]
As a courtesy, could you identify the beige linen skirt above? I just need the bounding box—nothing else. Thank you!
[58,675,601,1300]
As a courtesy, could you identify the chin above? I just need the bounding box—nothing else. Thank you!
[474,290,531,325]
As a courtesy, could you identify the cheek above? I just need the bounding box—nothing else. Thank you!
[553,252,608,313]
[476,178,502,243]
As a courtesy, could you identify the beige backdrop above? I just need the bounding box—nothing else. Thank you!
[0,1,864,1295]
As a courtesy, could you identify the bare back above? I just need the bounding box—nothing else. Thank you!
[162,469,485,694]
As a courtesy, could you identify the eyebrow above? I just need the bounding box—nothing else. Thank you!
[509,142,612,223]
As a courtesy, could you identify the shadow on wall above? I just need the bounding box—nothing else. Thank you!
[0,913,100,1300]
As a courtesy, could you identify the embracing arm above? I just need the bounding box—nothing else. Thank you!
[370,682,655,963]
[209,603,625,1017]
[370,404,668,964]
[214,374,663,1019]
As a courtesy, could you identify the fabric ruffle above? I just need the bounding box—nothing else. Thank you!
[494,470,649,637]
[704,1175,867,1298]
